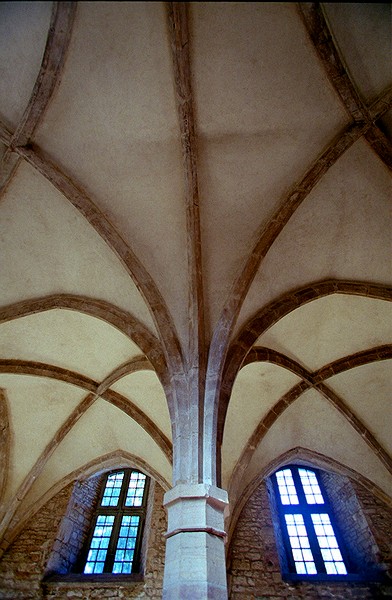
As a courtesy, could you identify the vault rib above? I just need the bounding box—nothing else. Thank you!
[3,141,184,380]
[204,120,370,483]
[0,295,179,427]
[167,2,205,481]
[98,356,154,391]
[0,359,172,459]
[0,294,165,373]
[2,449,170,558]
[228,447,392,550]
[298,3,392,170]
[167,3,205,365]
[228,347,392,502]
[0,357,172,547]
[12,2,76,146]
[216,279,392,485]
[0,2,76,195]
[0,390,10,506]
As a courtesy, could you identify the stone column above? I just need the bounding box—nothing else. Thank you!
[163,483,229,599]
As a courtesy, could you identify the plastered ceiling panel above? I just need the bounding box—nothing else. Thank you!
[256,295,392,371]
[111,370,172,439]
[222,362,301,487]
[237,139,392,333]
[323,3,392,102]
[0,2,51,126]
[23,397,172,510]
[0,161,156,332]
[0,374,85,504]
[192,2,348,331]
[0,310,142,381]
[34,2,189,345]
[328,360,392,455]
[244,388,392,498]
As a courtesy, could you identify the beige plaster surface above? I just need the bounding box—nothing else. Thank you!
[0,1,51,126]
[111,370,172,439]
[328,360,392,455]
[192,2,348,331]
[23,397,172,510]
[237,140,392,334]
[0,310,142,381]
[34,1,189,345]
[323,3,392,102]
[0,162,156,332]
[0,374,85,504]
[222,362,301,487]
[256,295,392,371]
[244,388,392,498]
[0,2,391,559]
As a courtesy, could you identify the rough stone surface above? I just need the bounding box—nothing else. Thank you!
[228,475,392,599]
[0,477,167,599]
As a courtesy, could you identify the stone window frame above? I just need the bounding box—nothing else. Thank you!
[269,464,384,583]
[76,468,150,576]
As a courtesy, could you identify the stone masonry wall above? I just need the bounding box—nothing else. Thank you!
[0,477,167,599]
[228,476,392,600]
[321,471,381,576]
[0,484,73,599]
[353,480,392,580]
[45,474,102,577]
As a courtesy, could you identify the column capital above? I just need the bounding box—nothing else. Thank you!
[163,483,228,509]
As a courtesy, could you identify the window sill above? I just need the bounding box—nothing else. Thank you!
[282,572,385,584]
[42,573,144,587]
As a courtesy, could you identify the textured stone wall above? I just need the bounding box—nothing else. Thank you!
[144,483,166,599]
[352,480,392,580]
[0,476,167,599]
[0,484,73,599]
[228,476,392,599]
[321,471,381,576]
[45,474,102,577]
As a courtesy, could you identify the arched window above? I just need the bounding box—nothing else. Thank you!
[80,468,149,575]
[271,465,351,580]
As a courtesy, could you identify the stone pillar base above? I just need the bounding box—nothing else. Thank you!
[163,484,229,599]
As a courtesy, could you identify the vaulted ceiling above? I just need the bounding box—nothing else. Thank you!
[0,2,391,551]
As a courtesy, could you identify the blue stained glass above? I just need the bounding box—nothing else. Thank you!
[125,471,146,506]
[97,549,106,561]
[306,563,317,575]
[276,469,299,505]
[326,563,337,574]
[101,472,124,507]
[336,563,347,575]
[94,562,104,574]
[88,549,97,561]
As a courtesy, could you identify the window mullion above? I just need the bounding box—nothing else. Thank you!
[105,471,130,572]
[104,512,122,572]
[119,469,131,508]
